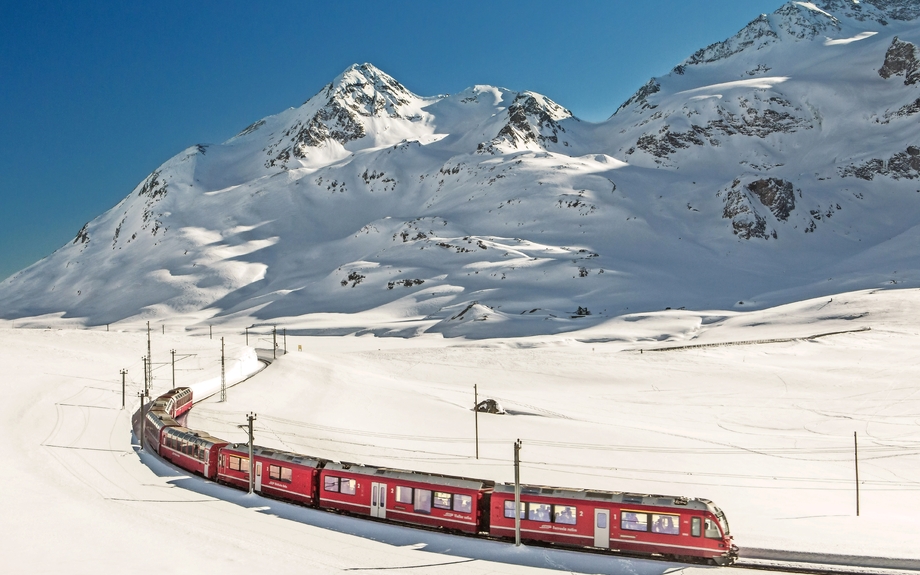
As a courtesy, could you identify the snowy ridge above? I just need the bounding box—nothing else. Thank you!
[5,2,920,336]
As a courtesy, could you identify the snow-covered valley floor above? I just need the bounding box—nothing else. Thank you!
[3,288,919,573]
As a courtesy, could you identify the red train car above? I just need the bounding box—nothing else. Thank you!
[217,444,326,505]
[489,484,737,565]
[319,462,494,534]
[150,387,193,419]
[159,426,228,480]
[143,408,180,454]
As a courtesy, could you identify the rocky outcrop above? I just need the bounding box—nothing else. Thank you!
[879,37,920,85]
[615,79,661,114]
[722,182,772,240]
[720,178,801,240]
[746,178,796,221]
[492,92,572,149]
[630,96,812,160]
[840,145,920,180]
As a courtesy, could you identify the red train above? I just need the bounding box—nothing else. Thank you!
[139,387,738,565]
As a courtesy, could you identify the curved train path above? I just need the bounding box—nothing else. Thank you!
[132,347,920,575]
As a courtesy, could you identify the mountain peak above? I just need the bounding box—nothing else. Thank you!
[263,63,431,169]
[319,62,420,118]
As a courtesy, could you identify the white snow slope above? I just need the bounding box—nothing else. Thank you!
[5,1,920,338]
[3,287,919,573]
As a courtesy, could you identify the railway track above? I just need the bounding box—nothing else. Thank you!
[733,548,920,575]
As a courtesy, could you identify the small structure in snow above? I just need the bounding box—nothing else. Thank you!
[475,398,505,414]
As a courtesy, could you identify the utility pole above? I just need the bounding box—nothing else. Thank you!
[283,328,287,354]
[272,326,277,359]
[209,325,212,340]
[170,349,176,389]
[245,327,249,346]
[246,412,257,494]
[220,337,226,402]
[138,389,148,451]
[854,431,860,517]
[120,369,127,409]
[514,439,522,546]
[142,356,148,396]
[474,384,479,459]
[147,321,152,388]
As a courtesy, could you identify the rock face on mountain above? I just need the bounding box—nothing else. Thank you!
[5,1,920,336]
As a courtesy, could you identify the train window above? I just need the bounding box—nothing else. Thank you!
[691,517,701,537]
[704,518,721,539]
[340,478,356,495]
[269,465,292,482]
[414,489,432,513]
[554,505,577,525]
[621,511,649,532]
[433,491,452,510]
[395,486,413,505]
[228,455,249,472]
[528,503,552,522]
[503,500,525,519]
[281,467,293,482]
[453,494,472,514]
[651,514,680,535]
[597,513,608,529]
[324,476,340,492]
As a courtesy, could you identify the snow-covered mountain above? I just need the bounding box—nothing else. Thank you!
[6,1,920,336]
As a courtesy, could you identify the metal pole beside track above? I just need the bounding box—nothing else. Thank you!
[170,349,176,389]
[474,384,479,460]
[248,412,257,494]
[514,439,522,546]
[147,321,152,388]
[855,431,860,517]
[138,390,146,451]
[120,369,127,409]
[273,326,277,360]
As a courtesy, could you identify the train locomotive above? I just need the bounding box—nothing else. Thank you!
[139,387,738,565]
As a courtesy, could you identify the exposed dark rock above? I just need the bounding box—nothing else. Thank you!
[494,93,572,149]
[73,223,90,245]
[840,145,920,180]
[746,178,796,220]
[879,37,920,85]
[633,97,811,160]
[722,180,771,240]
[615,79,661,114]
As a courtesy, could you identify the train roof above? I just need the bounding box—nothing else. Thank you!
[324,461,494,491]
[493,483,715,512]
[145,409,179,429]
[163,425,228,447]
[223,443,326,468]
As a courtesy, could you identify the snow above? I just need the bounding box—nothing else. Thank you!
[824,31,878,45]
[3,288,919,573]
[676,77,792,95]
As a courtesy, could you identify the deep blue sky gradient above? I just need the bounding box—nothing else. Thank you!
[0,0,783,281]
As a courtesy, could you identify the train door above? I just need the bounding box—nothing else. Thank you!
[203,448,210,478]
[255,461,263,492]
[371,482,387,519]
[594,509,610,548]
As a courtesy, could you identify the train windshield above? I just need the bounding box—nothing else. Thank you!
[714,507,730,536]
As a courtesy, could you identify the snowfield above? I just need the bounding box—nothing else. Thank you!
[3,287,919,573]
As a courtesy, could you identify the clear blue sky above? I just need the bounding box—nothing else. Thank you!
[0,0,783,281]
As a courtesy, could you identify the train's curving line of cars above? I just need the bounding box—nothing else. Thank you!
[140,387,739,565]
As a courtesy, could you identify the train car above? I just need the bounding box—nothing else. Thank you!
[149,387,194,419]
[143,408,180,455]
[217,444,326,505]
[159,426,228,480]
[319,462,494,534]
[489,484,737,565]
